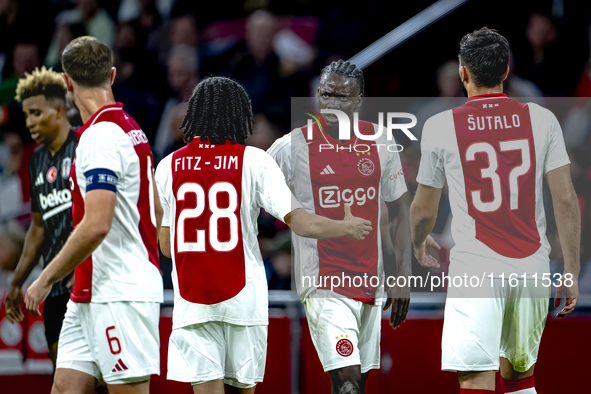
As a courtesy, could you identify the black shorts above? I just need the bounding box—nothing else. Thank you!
[43,292,70,347]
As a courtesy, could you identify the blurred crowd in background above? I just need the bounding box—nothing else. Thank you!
[0,0,590,295]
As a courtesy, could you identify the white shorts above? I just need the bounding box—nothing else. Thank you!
[167,322,267,388]
[304,290,380,373]
[442,279,550,373]
[56,300,160,385]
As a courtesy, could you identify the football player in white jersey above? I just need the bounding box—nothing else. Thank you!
[267,60,439,394]
[155,76,372,394]
[410,28,581,394]
[25,36,164,394]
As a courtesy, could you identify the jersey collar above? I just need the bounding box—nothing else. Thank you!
[76,102,124,137]
[45,129,77,158]
[466,93,508,103]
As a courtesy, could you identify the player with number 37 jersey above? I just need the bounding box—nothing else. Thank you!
[417,94,570,278]
[411,28,580,393]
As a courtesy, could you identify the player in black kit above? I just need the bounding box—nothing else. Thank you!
[3,67,76,370]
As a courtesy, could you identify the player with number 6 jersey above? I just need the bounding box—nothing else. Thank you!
[25,37,163,394]
[156,77,372,394]
[410,28,580,394]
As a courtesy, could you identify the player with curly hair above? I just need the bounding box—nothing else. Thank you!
[156,76,372,394]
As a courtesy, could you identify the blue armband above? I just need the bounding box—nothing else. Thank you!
[85,168,118,193]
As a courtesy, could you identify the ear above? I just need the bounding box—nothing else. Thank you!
[459,65,469,83]
[110,67,117,85]
[56,100,67,118]
[63,73,73,92]
[502,65,509,81]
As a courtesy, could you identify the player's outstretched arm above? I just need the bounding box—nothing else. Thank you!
[25,189,116,316]
[546,165,581,318]
[409,184,442,269]
[4,212,45,323]
[285,205,372,240]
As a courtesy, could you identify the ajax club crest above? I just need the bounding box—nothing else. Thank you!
[357,158,375,176]
[336,335,354,357]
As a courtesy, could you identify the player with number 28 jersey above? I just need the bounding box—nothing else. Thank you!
[156,77,373,393]
[155,141,294,329]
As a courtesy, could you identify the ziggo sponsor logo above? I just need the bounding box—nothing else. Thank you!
[319,186,376,208]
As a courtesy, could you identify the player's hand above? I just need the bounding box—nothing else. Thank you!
[4,286,24,323]
[383,283,410,329]
[343,204,372,240]
[24,277,52,317]
[413,235,441,268]
[554,278,579,319]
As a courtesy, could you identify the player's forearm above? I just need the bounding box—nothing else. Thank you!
[289,209,352,239]
[389,206,412,277]
[11,222,44,288]
[39,221,108,287]
[156,208,163,236]
[153,175,163,236]
[409,202,436,248]
[553,193,581,278]
[300,216,352,239]
[159,227,171,258]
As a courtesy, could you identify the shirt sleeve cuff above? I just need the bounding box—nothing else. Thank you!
[416,176,444,189]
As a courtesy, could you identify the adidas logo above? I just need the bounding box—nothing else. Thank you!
[35,172,43,186]
[320,165,336,175]
[111,358,129,373]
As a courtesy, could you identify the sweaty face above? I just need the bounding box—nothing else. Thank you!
[317,74,361,125]
[22,95,61,146]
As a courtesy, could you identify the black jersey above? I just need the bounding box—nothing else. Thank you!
[28,130,77,298]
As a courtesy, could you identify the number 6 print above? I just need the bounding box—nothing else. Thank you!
[106,326,122,355]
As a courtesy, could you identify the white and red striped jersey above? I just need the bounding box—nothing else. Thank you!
[155,139,298,329]
[268,121,408,304]
[417,93,571,277]
[70,103,163,303]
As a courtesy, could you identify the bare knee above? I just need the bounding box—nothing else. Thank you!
[52,368,96,394]
[52,373,68,394]
[339,381,360,394]
[329,367,361,394]
[51,382,62,394]
[457,370,495,390]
